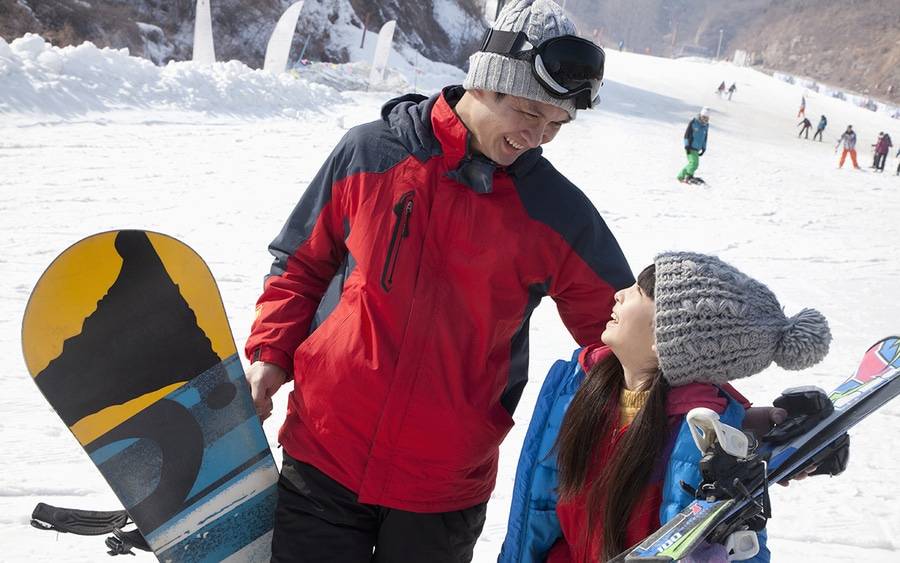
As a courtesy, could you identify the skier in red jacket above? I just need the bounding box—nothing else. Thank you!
[243,1,632,561]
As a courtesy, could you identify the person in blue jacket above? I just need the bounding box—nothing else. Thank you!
[499,252,832,563]
[813,115,827,141]
[678,108,710,183]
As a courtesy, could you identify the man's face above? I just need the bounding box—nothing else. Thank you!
[464,90,571,167]
[699,115,709,124]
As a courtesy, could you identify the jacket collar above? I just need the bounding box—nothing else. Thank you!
[380,86,544,194]
[432,86,543,193]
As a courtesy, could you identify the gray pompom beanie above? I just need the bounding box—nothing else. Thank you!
[654,252,832,386]
[464,0,578,119]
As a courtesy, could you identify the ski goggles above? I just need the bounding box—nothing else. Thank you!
[479,29,605,110]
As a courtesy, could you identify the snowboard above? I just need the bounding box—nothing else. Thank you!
[22,230,278,562]
[613,336,900,562]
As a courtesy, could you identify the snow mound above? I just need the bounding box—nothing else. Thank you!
[0,34,344,120]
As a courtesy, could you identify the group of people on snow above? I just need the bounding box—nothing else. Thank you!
[796,96,896,173]
[716,81,737,100]
[797,114,828,140]
[245,2,836,563]
[833,126,897,172]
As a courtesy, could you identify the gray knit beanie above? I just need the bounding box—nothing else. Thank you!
[464,0,578,119]
[653,252,832,386]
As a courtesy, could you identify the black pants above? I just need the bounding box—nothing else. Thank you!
[798,125,810,139]
[875,153,887,171]
[813,128,824,141]
[271,454,487,563]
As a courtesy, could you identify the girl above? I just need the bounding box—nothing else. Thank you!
[499,252,831,562]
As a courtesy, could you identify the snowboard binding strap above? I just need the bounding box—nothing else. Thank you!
[30,502,151,556]
[31,502,130,535]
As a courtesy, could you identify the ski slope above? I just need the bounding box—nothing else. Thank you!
[1,35,899,562]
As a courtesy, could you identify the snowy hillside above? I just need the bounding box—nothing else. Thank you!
[1,34,899,563]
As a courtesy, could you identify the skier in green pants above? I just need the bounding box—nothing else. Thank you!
[678,107,709,184]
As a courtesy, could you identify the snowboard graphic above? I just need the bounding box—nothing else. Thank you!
[22,230,277,562]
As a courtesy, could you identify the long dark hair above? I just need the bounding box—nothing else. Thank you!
[555,265,670,561]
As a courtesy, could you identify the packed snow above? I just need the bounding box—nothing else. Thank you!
[1,30,899,563]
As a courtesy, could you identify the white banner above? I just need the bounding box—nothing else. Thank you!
[368,20,397,88]
[264,1,306,73]
[193,0,216,64]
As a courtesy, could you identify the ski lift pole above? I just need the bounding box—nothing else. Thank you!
[414,51,419,94]
[360,12,370,49]
[298,35,310,62]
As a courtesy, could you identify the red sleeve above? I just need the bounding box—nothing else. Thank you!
[244,148,349,374]
[551,238,631,346]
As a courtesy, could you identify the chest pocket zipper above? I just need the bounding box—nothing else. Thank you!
[381,191,414,292]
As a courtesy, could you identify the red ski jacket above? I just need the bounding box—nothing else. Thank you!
[245,86,634,512]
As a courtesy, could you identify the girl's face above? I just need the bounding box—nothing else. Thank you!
[601,283,658,368]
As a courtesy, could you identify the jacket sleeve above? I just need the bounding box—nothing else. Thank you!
[244,136,352,373]
[549,203,634,346]
[701,125,708,152]
[684,121,694,149]
[499,351,583,563]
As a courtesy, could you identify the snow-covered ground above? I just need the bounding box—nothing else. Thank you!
[2,34,899,562]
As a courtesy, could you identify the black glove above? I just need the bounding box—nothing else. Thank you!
[808,432,850,477]
[685,148,691,155]
[698,149,706,156]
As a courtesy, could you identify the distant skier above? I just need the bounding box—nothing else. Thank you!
[678,107,709,184]
[618,39,625,51]
[813,114,827,141]
[797,95,806,118]
[797,117,812,139]
[835,125,860,169]
[873,133,892,173]
[717,81,726,97]
[727,82,736,100]
[870,133,884,168]
[896,145,900,175]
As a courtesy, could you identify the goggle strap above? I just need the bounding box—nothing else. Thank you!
[480,29,531,56]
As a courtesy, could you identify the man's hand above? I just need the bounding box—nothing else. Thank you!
[777,465,818,487]
[246,361,288,422]
[742,405,786,439]
[743,406,819,486]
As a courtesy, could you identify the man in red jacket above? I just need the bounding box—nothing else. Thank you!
[244,1,632,560]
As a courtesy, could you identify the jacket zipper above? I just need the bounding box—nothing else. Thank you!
[381,191,414,292]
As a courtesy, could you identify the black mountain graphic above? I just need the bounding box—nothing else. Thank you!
[36,230,222,427]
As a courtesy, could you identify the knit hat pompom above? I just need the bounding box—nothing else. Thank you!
[773,308,832,370]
